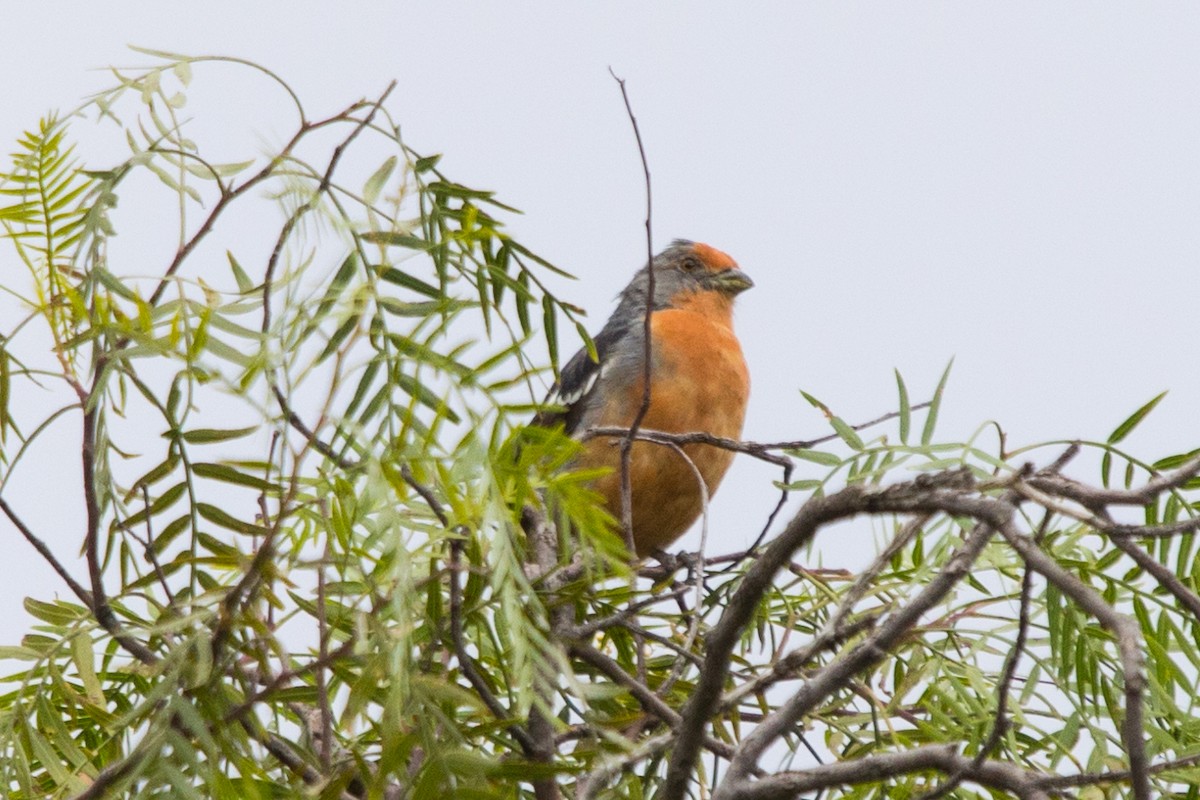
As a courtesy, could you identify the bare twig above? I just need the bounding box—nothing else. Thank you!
[1,496,94,607]
[608,67,654,557]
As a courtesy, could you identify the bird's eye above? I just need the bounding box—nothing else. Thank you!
[681,257,700,273]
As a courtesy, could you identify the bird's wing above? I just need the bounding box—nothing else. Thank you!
[535,322,628,435]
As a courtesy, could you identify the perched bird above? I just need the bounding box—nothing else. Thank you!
[537,240,752,557]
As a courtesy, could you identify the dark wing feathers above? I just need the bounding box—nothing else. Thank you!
[535,322,629,434]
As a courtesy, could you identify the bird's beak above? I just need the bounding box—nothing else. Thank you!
[710,268,754,295]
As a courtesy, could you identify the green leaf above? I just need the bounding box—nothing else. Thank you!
[70,634,105,705]
[788,448,843,466]
[24,598,88,626]
[361,231,432,250]
[192,462,277,492]
[830,416,864,451]
[395,372,461,424]
[316,315,358,365]
[363,155,397,205]
[153,514,192,554]
[542,294,558,372]
[895,368,911,444]
[414,153,441,173]
[377,266,442,298]
[178,425,258,444]
[227,250,254,293]
[921,358,954,446]
[1108,391,1166,444]
[0,344,10,443]
[197,502,271,536]
[783,478,823,491]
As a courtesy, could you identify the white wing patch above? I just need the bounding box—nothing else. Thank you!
[555,360,607,407]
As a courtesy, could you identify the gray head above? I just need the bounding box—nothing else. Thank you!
[615,239,753,315]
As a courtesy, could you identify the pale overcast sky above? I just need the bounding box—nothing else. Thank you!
[4,4,1200,638]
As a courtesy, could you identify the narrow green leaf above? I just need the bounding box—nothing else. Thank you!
[895,368,911,444]
[197,503,271,536]
[227,251,253,293]
[363,155,397,205]
[830,416,864,451]
[414,154,441,173]
[921,358,954,446]
[377,266,442,298]
[395,373,461,424]
[70,635,105,704]
[153,514,192,554]
[576,321,598,363]
[799,389,828,413]
[178,425,258,444]
[119,481,187,531]
[0,344,10,443]
[361,231,431,250]
[316,315,358,365]
[788,448,843,466]
[24,598,88,626]
[542,294,558,373]
[192,462,277,492]
[1108,391,1167,444]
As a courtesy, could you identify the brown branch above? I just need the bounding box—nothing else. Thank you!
[74,369,159,666]
[1025,452,1200,511]
[1111,536,1200,618]
[1,496,94,607]
[719,502,999,789]
[663,468,989,800]
[716,744,1052,800]
[569,643,738,763]
[145,99,373,308]
[523,506,565,800]
[1038,750,1200,790]
[721,515,930,710]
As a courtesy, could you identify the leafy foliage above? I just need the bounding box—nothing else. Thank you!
[2,52,1200,800]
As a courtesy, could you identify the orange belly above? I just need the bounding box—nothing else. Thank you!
[578,309,749,555]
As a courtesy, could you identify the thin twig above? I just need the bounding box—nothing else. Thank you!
[608,67,654,557]
[1,496,94,607]
[447,536,536,754]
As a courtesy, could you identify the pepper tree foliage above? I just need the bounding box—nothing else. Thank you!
[3,53,1200,800]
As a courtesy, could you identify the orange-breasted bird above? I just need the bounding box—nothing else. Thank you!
[537,240,752,557]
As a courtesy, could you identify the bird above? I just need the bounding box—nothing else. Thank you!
[536,240,753,557]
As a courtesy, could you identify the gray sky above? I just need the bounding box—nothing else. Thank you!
[4,4,1200,638]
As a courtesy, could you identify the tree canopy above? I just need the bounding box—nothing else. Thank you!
[2,54,1200,800]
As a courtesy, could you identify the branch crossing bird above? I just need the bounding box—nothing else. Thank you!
[536,240,752,557]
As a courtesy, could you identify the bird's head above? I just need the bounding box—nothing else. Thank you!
[622,240,753,312]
